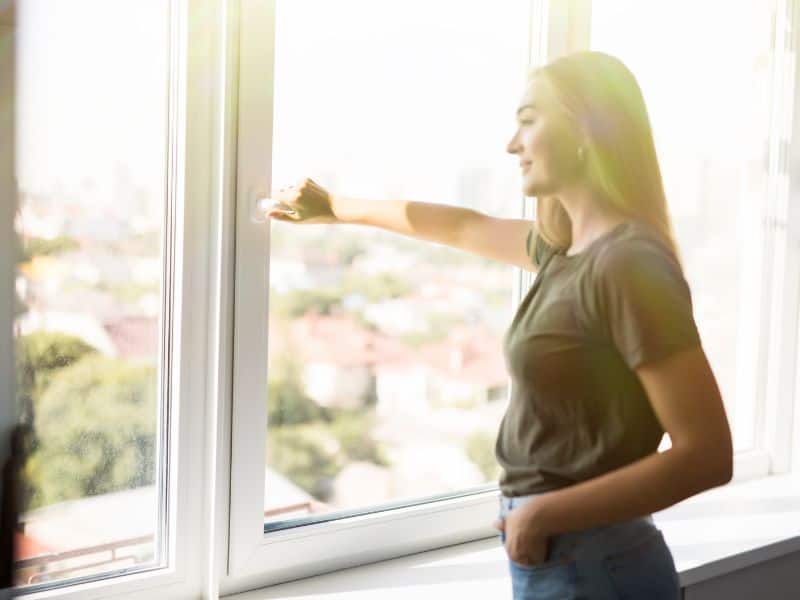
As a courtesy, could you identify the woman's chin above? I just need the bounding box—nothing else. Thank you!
[523,182,543,197]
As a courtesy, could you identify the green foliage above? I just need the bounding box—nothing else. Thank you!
[465,431,501,481]
[16,331,97,405]
[327,410,389,466]
[265,355,389,499]
[267,356,327,426]
[339,272,411,302]
[20,236,80,262]
[270,288,342,319]
[25,355,157,509]
[269,270,412,321]
[267,425,341,500]
[267,412,390,502]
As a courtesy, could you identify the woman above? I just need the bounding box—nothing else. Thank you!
[266,51,733,599]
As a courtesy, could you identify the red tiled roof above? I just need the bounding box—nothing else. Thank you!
[103,316,158,359]
[418,324,508,386]
[15,531,53,561]
[281,314,507,386]
[287,313,412,368]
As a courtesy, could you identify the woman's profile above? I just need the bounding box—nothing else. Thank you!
[265,51,733,600]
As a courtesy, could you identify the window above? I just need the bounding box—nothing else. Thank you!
[590,0,792,472]
[3,1,799,598]
[228,0,533,586]
[12,0,170,589]
[263,0,529,523]
[6,0,218,598]
[228,0,799,589]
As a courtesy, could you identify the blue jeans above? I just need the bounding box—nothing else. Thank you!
[498,493,681,599]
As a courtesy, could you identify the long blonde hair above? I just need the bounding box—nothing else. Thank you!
[531,51,681,267]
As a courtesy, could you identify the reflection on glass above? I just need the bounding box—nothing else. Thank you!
[264,0,529,524]
[12,0,168,587]
[590,0,775,452]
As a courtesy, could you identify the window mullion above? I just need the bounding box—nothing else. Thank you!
[774,0,800,474]
[761,0,800,475]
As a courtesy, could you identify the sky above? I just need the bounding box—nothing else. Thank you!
[15,0,531,218]
[14,0,772,221]
[15,0,168,209]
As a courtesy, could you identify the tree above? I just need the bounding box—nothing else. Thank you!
[327,410,389,466]
[16,332,97,407]
[267,356,326,426]
[269,288,341,319]
[19,235,79,262]
[266,425,340,501]
[25,355,157,509]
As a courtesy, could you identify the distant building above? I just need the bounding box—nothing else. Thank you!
[102,316,158,361]
[284,313,411,410]
[15,310,158,361]
[282,313,508,416]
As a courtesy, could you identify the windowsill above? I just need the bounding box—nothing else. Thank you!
[223,472,800,599]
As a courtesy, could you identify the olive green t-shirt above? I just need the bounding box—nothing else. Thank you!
[495,220,702,497]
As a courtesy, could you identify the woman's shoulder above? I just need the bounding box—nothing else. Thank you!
[593,221,682,278]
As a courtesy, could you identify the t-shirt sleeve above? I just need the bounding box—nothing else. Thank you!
[594,240,702,370]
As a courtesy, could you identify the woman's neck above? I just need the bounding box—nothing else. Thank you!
[547,187,627,255]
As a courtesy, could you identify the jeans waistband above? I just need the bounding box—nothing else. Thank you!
[497,491,655,550]
[498,492,545,512]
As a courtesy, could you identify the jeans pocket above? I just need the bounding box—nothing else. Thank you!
[506,534,575,572]
[509,556,578,600]
[509,553,573,572]
[601,528,680,600]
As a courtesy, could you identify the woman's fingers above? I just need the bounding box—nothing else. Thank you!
[266,210,295,221]
[268,177,336,225]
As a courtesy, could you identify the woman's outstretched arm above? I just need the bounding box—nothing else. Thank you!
[269,178,539,272]
[333,194,537,272]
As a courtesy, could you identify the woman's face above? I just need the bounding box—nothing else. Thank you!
[506,76,584,197]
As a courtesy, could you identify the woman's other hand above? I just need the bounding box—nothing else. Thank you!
[493,509,549,567]
[267,177,338,225]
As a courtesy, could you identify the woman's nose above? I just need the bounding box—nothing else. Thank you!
[506,130,520,154]
[506,136,518,155]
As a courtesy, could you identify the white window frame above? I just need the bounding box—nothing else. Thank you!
[758,0,800,477]
[222,0,597,593]
[5,0,232,598]
[223,0,800,592]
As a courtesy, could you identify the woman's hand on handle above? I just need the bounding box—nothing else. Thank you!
[267,178,338,225]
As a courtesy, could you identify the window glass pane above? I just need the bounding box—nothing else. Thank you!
[265,0,529,525]
[590,0,775,451]
[13,0,169,587]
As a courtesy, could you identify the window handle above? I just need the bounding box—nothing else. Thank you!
[250,189,298,223]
